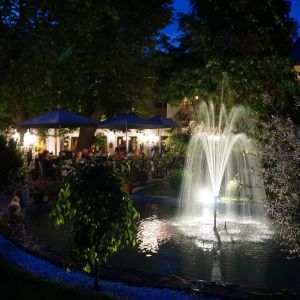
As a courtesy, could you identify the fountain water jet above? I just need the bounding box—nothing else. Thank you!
[178,102,267,231]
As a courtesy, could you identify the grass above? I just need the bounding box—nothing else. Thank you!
[0,258,120,300]
[134,181,177,197]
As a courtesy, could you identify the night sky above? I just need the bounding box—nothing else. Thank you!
[163,0,300,40]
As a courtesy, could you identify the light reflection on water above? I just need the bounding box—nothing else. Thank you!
[136,214,273,254]
[123,202,300,288]
[173,216,274,247]
[25,202,300,288]
[137,215,174,254]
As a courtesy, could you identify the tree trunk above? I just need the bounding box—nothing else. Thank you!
[15,104,27,124]
[15,104,27,142]
[76,103,103,151]
[76,127,97,151]
[93,261,100,291]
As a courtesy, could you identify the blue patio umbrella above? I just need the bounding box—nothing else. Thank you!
[147,115,177,128]
[147,115,177,153]
[18,108,97,155]
[98,113,160,152]
[98,113,160,130]
[19,108,97,128]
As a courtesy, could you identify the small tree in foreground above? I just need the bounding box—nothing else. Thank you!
[51,158,139,290]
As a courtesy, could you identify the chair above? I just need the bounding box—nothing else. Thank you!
[38,161,56,185]
[37,161,58,202]
[38,161,46,185]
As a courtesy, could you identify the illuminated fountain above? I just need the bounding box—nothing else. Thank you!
[177,102,270,244]
[25,101,297,287]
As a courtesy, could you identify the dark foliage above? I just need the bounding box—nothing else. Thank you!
[0,135,26,194]
[261,116,300,258]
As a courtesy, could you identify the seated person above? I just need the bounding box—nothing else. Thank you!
[26,149,33,166]
[134,146,141,156]
[75,150,82,163]
[41,150,59,178]
[82,148,91,160]
[115,147,125,160]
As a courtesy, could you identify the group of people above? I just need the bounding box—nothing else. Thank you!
[75,148,92,163]
[30,144,157,180]
[114,146,142,160]
[28,148,96,183]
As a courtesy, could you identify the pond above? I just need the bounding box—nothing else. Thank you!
[24,197,300,289]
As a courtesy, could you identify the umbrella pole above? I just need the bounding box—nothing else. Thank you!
[158,128,161,154]
[58,125,64,173]
[59,125,62,162]
[126,123,128,154]
[54,129,58,156]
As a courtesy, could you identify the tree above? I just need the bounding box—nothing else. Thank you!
[0,0,60,130]
[228,56,300,120]
[51,158,139,290]
[48,0,173,149]
[185,0,297,60]
[261,116,300,258]
[158,0,300,121]
[0,0,173,148]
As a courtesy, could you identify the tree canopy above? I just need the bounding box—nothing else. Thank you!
[184,0,297,61]
[157,0,300,121]
[0,0,173,147]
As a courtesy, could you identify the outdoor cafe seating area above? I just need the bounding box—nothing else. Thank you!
[25,145,163,204]
[10,109,176,204]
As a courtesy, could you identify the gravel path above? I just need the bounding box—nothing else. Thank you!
[0,235,217,300]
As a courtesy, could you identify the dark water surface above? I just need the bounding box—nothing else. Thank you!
[25,200,300,289]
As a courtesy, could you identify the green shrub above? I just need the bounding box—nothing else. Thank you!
[0,135,26,194]
[261,117,300,258]
[168,170,183,194]
[124,154,151,185]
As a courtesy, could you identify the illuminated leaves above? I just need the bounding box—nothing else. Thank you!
[51,158,139,286]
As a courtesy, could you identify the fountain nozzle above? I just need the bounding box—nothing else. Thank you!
[213,195,219,230]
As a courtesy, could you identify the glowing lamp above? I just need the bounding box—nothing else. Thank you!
[138,133,147,143]
[107,131,115,141]
[197,189,215,205]
[152,135,160,143]
[24,130,36,147]
[12,130,20,142]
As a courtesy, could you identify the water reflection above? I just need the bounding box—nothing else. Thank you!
[211,255,222,282]
[137,215,174,254]
[136,213,274,256]
[132,211,282,286]
[173,216,274,251]
[25,202,300,288]
[195,240,214,251]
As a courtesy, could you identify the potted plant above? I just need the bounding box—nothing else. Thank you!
[117,159,134,194]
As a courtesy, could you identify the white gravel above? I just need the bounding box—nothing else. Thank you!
[0,235,217,300]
